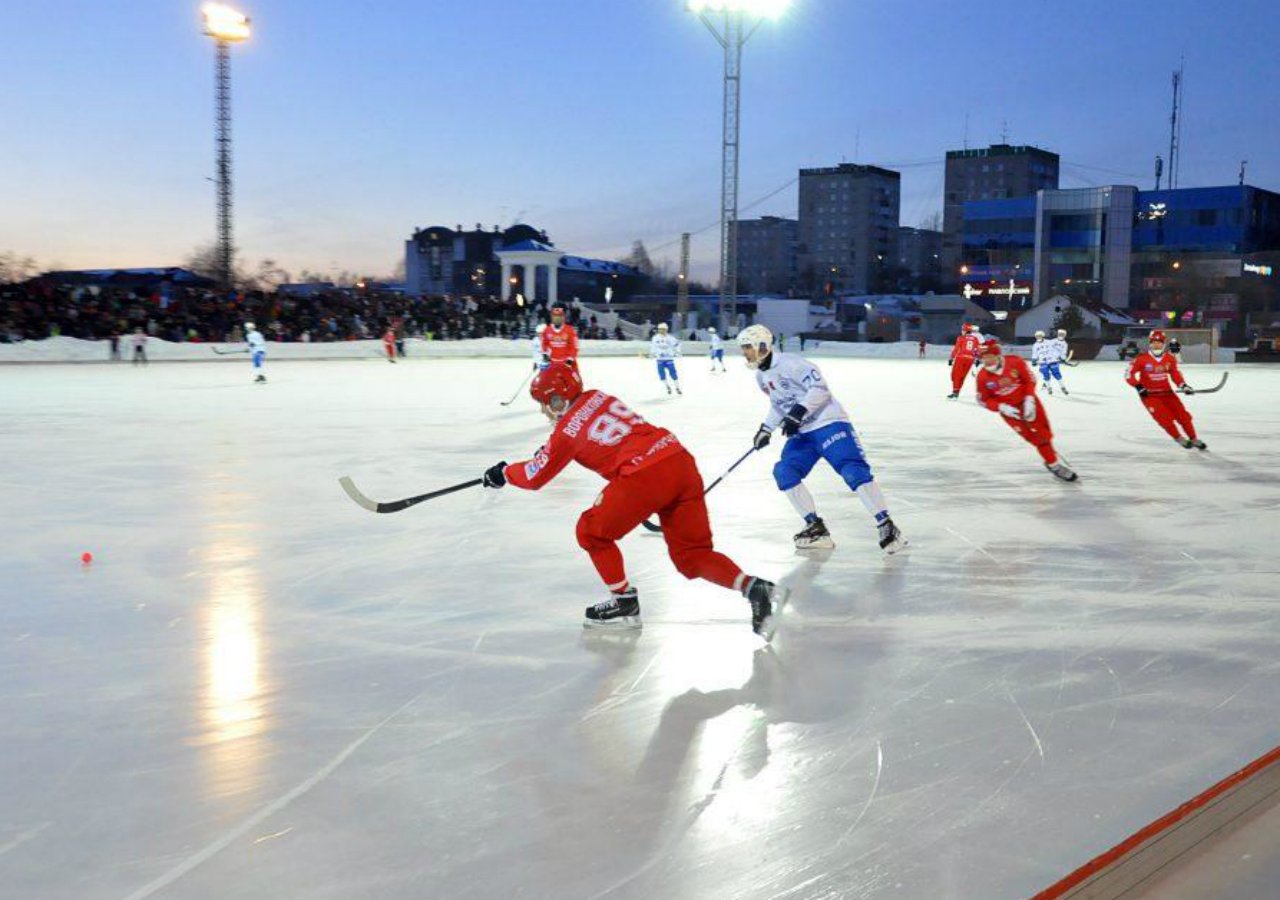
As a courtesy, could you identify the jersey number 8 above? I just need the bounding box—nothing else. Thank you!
[588,401,644,446]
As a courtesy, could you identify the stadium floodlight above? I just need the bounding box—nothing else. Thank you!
[201,4,251,291]
[202,3,251,41]
[686,0,788,333]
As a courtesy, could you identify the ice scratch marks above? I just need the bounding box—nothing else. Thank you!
[1003,686,1045,764]
[0,821,51,858]
[838,740,884,845]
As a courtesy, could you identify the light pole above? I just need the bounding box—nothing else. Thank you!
[201,4,251,292]
[686,0,789,333]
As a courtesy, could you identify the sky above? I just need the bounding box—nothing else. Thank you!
[2,0,1278,282]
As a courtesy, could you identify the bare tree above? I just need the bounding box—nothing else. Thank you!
[0,251,40,284]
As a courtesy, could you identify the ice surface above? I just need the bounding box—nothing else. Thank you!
[1,355,1277,900]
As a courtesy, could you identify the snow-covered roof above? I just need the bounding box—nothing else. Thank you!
[500,239,558,253]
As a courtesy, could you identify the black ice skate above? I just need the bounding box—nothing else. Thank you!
[675,383,682,395]
[1046,461,1078,482]
[947,391,959,400]
[584,587,641,628]
[665,384,672,395]
[1190,438,1207,450]
[742,577,789,640]
[1044,383,1054,395]
[254,374,267,384]
[1177,437,1194,448]
[877,517,908,554]
[794,517,835,550]
[1060,385,1069,395]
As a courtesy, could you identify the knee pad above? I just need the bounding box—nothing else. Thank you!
[838,458,873,490]
[575,511,603,552]
[773,460,803,491]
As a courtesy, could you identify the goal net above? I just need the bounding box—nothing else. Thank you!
[1123,326,1219,363]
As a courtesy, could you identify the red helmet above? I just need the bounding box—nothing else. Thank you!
[530,361,583,406]
[1149,329,1168,343]
[979,338,1002,356]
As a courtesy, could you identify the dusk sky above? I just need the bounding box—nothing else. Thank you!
[2,0,1277,282]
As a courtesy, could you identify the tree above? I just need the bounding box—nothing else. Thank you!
[184,242,224,281]
[621,240,657,278]
[1052,304,1086,337]
[243,258,291,292]
[0,251,39,284]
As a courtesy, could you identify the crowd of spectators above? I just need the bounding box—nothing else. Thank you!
[0,279,626,345]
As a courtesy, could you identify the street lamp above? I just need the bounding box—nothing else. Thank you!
[686,0,790,332]
[202,4,250,291]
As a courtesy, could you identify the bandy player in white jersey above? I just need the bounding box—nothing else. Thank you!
[737,324,906,554]
[245,322,267,383]
[650,323,682,395]
[707,327,726,372]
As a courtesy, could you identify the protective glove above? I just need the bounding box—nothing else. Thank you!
[1180,384,1195,395]
[1021,395,1037,421]
[482,461,507,488]
[752,425,772,451]
[947,358,954,366]
[998,403,1021,419]
[781,404,807,437]
[1135,385,1149,396]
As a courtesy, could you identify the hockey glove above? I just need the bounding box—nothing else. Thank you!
[1180,384,1195,395]
[752,425,772,451]
[781,404,807,437]
[1135,385,1149,396]
[997,403,1021,420]
[947,358,954,366]
[482,461,507,489]
[1021,395,1037,421]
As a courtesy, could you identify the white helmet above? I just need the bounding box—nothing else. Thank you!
[707,327,716,334]
[1057,329,1067,337]
[657,322,669,331]
[1034,330,1045,339]
[245,322,256,332]
[737,323,773,369]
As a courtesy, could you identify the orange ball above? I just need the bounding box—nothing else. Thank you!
[81,551,93,565]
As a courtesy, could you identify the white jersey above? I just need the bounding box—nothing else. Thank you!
[650,333,681,361]
[754,352,849,435]
[1030,339,1053,365]
[531,334,544,363]
[709,333,723,352]
[247,331,266,354]
[1046,337,1069,363]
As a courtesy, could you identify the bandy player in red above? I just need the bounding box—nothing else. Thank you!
[382,327,396,363]
[1125,329,1206,450]
[947,323,982,399]
[975,339,1078,481]
[539,306,579,367]
[481,362,787,637]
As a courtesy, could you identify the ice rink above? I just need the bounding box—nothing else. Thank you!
[2,353,1278,900]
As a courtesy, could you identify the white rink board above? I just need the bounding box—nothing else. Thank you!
[0,356,1277,900]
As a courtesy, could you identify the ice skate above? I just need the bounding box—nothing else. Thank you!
[254,374,267,384]
[1044,383,1054,395]
[947,391,959,400]
[742,577,789,640]
[794,517,835,551]
[674,383,682,395]
[877,517,908,554]
[1190,438,1207,450]
[1176,437,1194,449]
[665,383,672,395]
[583,587,641,628]
[1060,385,1069,395]
[1046,460,1078,482]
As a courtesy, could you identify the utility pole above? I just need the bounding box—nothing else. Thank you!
[677,233,691,328]
[1155,155,1164,190]
[202,5,251,292]
[1239,159,1248,186]
[1168,62,1183,189]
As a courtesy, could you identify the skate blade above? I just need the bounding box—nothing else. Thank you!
[882,536,910,555]
[756,586,791,642]
[582,615,642,630]
[795,537,836,552]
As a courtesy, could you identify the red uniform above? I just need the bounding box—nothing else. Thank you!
[504,389,742,592]
[383,329,396,361]
[540,323,579,364]
[949,332,982,393]
[1126,351,1197,441]
[975,354,1060,465]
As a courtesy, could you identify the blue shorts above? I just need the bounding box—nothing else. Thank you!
[711,349,724,360]
[774,421,873,491]
[252,350,265,369]
[1039,362,1061,380]
[657,359,678,380]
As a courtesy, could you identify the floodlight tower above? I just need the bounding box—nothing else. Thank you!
[202,4,251,291]
[686,0,788,333]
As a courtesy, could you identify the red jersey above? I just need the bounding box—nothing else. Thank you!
[540,323,579,363]
[383,330,395,345]
[976,355,1037,410]
[952,333,982,358]
[1126,351,1186,394]
[504,390,683,490]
